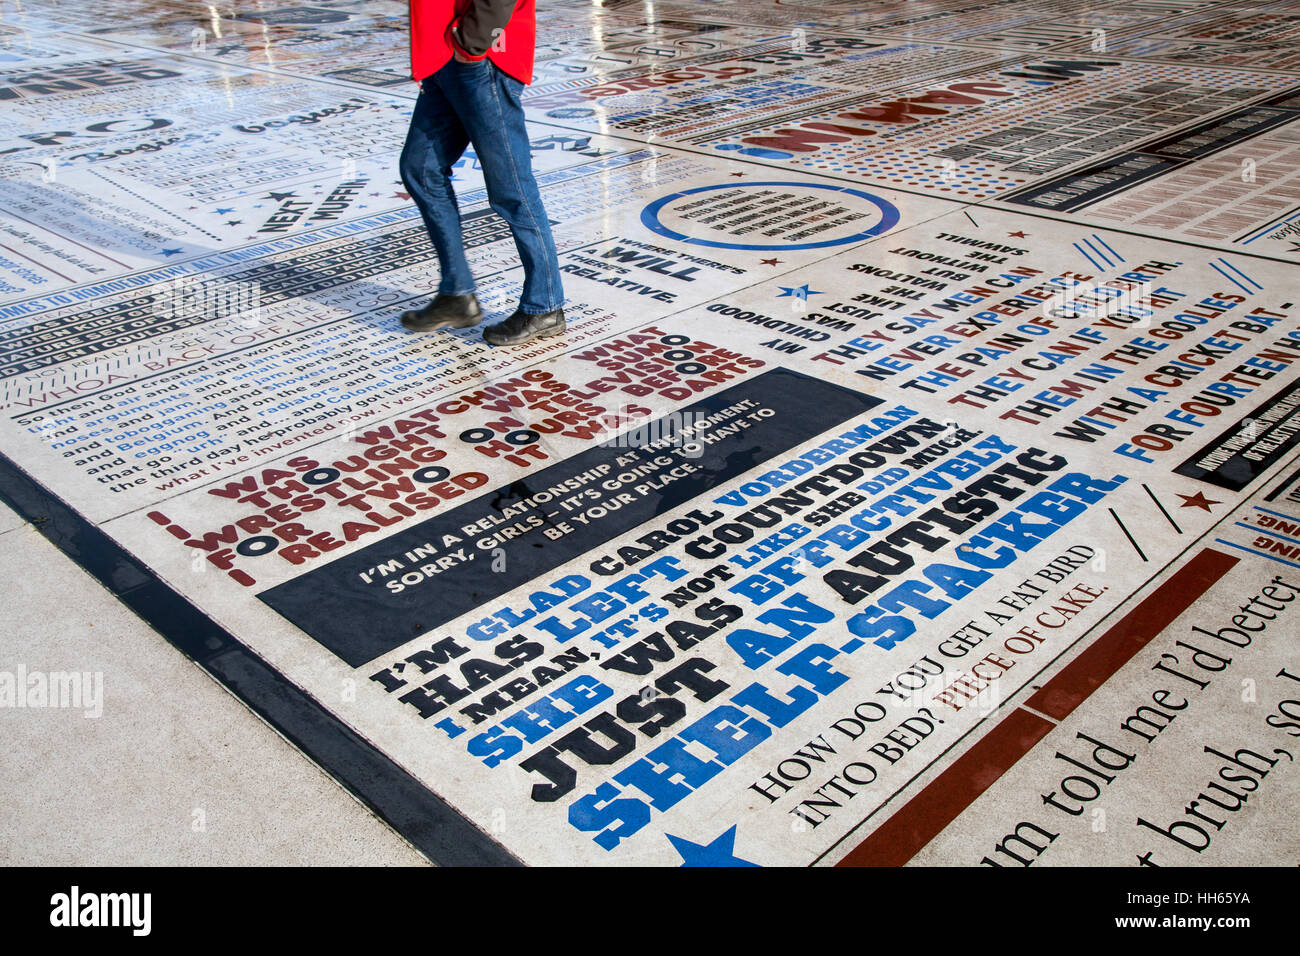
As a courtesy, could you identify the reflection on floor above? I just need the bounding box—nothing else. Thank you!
[1,0,1298,866]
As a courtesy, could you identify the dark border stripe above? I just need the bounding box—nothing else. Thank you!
[1264,460,1300,502]
[0,451,521,867]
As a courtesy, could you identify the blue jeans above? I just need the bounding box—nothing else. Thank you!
[399,58,564,314]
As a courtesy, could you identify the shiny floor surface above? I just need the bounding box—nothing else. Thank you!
[1,0,1298,866]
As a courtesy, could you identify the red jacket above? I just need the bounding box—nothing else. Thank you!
[410,0,537,86]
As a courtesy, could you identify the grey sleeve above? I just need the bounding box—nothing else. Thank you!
[453,0,518,57]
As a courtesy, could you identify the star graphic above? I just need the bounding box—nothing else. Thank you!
[226,220,242,226]
[1177,491,1221,511]
[778,283,821,300]
[263,191,297,202]
[393,191,411,200]
[666,825,759,867]
[1008,230,1028,238]
[760,258,782,266]
[215,207,234,214]
[159,248,183,257]
[730,171,746,177]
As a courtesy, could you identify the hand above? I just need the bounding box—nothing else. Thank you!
[450,30,477,62]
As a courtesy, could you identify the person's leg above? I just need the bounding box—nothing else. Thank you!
[399,74,476,298]
[437,59,565,318]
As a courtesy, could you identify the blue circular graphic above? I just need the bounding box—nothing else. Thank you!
[640,181,900,251]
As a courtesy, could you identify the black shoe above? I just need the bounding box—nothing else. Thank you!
[400,293,483,331]
[482,307,566,347]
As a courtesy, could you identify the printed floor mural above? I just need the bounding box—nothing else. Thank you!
[1,0,1298,866]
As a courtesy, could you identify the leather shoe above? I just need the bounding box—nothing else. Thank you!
[400,293,482,331]
[482,307,566,346]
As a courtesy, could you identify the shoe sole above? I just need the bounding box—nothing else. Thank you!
[400,310,483,332]
[483,322,566,347]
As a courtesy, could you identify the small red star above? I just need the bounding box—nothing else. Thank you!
[393,191,411,200]
[1177,491,1221,511]
[1008,230,1028,238]
[760,258,782,266]
[730,172,746,177]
